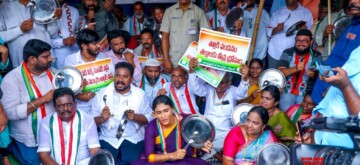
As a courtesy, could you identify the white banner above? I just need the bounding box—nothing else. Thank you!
[116,0,178,4]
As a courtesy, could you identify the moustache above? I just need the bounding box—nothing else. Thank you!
[348,3,360,11]
[117,81,125,86]
[60,110,73,115]
[220,1,225,4]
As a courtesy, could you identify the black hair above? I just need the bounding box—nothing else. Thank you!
[140,28,154,38]
[107,29,131,46]
[249,58,264,70]
[53,87,75,105]
[248,106,270,125]
[262,85,281,102]
[76,29,100,50]
[153,5,165,12]
[152,95,174,111]
[115,61,134,77]
[134,1,144,8]
[23,39,51,62]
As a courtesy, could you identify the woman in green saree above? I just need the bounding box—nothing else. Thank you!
[260,85,296,146]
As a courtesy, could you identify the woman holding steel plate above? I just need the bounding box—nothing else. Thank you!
[223,106,278,165]
[132,95,213,165]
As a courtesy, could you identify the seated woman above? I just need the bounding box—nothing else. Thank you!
[223,106,278,165]
[132,95,212,165]
[238,58,264,105]
[260,85,296,146]
[286,92,317,134]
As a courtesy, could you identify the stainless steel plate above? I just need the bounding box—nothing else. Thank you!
[225,7,243,31]
[258,68,286,90]
[231,103,254,126]
[256,143,290,165]
[52,66,83,95]
[181,114,215,148]
[286,21,306,37]
[31,0,60,24]
[333,16,352,41]
[88,149,115,165]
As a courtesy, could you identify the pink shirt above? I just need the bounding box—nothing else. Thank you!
[104,49,142,83]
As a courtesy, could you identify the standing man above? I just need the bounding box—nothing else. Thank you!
[64,29,113,114]
[277,29,321,110]
[157,67,200,115]
[105,29,142,83]
[243,0,270,60]
[0,0,61,67]
[206,0,231,34]
[52,0,80,69]
[91,62,152,164]
[134,29,162,59]
[78,0,118,53]
[161,0,211,73]
[266,0,313,69]
[1,39,55,164]
[38,88,100,165]
[138,58,169,104]
[123,1,147,41]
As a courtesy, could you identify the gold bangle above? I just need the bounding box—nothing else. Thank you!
[30,101,36,110]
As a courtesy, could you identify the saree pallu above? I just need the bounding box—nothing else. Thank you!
[233,130,278,165]
[268,111,297,146]
[247,84,261,105]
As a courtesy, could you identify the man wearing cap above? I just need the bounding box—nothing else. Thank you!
[137,58,169,102]
[277,29,322,111]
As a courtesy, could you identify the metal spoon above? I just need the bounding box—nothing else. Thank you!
[184,131,199,149]
[103,95,107,106]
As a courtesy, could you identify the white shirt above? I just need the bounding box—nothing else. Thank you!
[0,1,59,67]
[266,4,313,60]
[243,6,270,59]
[136,74,169,103]
[37,111,100,163]
[64,51,114,114]
[91,83,152,148]
[161,82,200,114]
[1,66,55,147]
[206,9,231,34]
[122,16,145,36]
[187,73,249,150]
[51,4,80,69]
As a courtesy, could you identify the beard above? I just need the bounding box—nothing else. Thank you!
[143,43,151,49]
[294,46,310,55]
[113,48,125,55]
[85,4,99,13]
[87,47,99,57]
[146,75,160,84]
[135,13,144,19]
[114,81,131,92]
[34,62,51,72]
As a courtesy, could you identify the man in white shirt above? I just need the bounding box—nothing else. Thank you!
[137,58,169,102]
[188,58,249,160]
[0,0,61,67]
[266,0,313,69]
[105,29,142,83]
[91,62,152,164]
[122,1,147,41]
[243,0,270,60]
[1,39,55,164]
[134,29,162,60]
[206,0,231,34]
[64,29,112,114]
[157,67,199,114]
[51,0,80,69]
[38,87,100,165]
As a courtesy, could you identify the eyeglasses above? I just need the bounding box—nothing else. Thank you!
[56,103,74,110]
